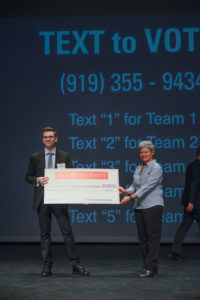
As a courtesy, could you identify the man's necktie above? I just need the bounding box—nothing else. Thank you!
[47,153,53,168]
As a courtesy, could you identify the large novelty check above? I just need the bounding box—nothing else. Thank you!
[44,169,120,204]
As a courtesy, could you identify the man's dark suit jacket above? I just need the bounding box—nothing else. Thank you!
[25,149,73,209]
[181,158,200,209]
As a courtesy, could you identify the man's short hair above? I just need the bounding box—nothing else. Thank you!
[42,127,57,137]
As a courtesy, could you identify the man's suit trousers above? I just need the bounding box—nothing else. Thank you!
[37,201,79,266]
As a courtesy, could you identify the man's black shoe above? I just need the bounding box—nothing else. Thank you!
[72,264,90,276]
[41,265,52,277]
[136,268,146,275]
[168,252,183,261]
[138,269,155,278]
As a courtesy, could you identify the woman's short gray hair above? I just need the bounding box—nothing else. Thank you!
[139,140,155,152]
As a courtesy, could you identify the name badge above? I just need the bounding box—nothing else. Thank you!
[57,163,65,169]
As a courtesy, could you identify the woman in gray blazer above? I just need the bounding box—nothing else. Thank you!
[119,140,164,278]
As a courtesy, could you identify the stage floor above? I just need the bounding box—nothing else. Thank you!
[0,244,200,300]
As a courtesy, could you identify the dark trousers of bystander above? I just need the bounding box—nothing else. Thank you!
[171,209,200,255]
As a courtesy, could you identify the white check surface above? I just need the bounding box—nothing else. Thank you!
[44,168,119,204]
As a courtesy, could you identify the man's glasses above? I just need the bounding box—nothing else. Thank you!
[43,136,55,139]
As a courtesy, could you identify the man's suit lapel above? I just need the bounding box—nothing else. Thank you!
[38,150,45,170]
[55,149,61,168]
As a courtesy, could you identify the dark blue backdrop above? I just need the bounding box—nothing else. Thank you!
[1,14,200,242]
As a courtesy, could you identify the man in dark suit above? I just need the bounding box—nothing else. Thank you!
[25,127,89,277]
[169,147,200,260]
